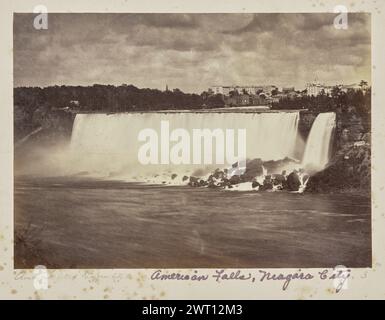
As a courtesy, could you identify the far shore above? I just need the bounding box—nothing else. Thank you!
[69,107,309,114]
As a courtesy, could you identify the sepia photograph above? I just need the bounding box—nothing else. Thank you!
[13,12,371,270]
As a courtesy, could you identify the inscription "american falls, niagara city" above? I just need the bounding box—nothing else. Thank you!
[137,120,247,166]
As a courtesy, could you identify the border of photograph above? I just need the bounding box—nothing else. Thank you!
[1,0,385,299]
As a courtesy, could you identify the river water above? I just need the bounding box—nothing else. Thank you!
[14,176,371,268]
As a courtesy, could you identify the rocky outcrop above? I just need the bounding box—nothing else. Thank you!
[184,158,300,191]
[305,144,370,194]
[298,111,317,138]
[302,104,371,194]
[263,157,297,174]
[286,171,301,191]
[242,158,264,180]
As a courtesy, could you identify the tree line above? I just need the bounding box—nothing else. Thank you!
[14,83,370,121]
[14,84,226,115]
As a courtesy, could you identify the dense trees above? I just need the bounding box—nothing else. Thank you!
[272,86,371,116]
[14,84,225,114]
[14,83,370,121]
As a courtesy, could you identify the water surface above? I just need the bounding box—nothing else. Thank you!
[14,176,371,268]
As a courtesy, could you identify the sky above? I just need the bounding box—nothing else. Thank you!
[14,13,371,93]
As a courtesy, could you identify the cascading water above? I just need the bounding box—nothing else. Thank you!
[302,112,336,171]
[69,111,300,181]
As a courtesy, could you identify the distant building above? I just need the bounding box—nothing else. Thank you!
[281,87,295,94]
[306,82,367,96]
[261,85,278,95]
[210,86,234,95]
[209,85,278,97]
[250,95,269,106]
[306,82,333,96]
[225,94,251,106]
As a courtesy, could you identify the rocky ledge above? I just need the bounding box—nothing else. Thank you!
[305,142,370,194]
[184,157,308,192]
[182,141,370,194]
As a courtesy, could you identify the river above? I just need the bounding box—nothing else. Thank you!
[14,176,371,269]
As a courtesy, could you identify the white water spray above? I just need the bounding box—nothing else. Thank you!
[302,112,336,171]
[69,112,300,180]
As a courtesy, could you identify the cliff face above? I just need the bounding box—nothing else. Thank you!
[305,107,371,194]
[305,144,370,194]
[298,111,317,139]
[15,105,75,146]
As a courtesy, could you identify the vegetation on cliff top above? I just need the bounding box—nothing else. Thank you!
[14,84,225,114]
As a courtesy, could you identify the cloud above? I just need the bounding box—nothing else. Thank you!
[134,14,199,29]
[13,13,371,92]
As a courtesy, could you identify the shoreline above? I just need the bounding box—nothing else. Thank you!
[14,174,370,196]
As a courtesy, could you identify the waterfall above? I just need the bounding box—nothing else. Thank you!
[302,112,336,171]
[69,111,299,180]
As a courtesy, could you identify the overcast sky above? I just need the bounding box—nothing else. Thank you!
[14,13,371,93]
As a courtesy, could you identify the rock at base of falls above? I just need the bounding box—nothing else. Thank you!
[186,157,302,192]
[305,144,370,194]
[286,171,301,191]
